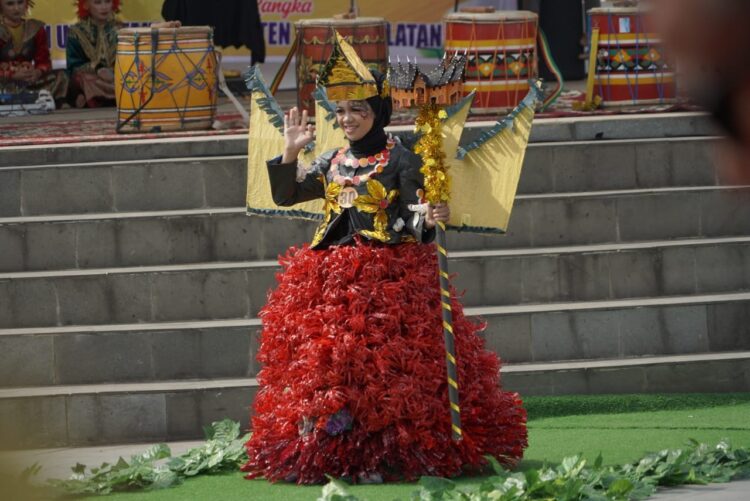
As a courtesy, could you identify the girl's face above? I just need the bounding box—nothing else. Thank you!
[335,100,375,141]
[87,0,113,23]
[1,0,27,25]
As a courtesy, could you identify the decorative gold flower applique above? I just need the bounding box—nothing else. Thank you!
[353,179,399,242]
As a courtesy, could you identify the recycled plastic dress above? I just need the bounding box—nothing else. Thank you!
[242,125,527,485]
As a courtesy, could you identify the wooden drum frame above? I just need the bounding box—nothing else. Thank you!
[589,7,676,106]
[115,26,218,132]
[294,17,388,115]
[444,11,539,113]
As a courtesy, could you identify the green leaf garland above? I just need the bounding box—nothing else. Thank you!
[320,439,750,501]
[48,419,249,496]
[41,419,750,500]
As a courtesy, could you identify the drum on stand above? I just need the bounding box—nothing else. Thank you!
[294,17,388,115]
[444,10,538,114]
[588,7,676,106]
[115,26,218,132]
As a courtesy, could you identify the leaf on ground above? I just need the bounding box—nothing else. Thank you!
[420,475,457,493]
[317,477,360,501]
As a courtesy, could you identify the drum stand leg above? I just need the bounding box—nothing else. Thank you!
[585,28,600,107]
[216,53,249,127]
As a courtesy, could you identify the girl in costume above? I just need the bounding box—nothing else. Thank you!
[242,39,528,484]
[66,0,120,107]
[0,0,67,101]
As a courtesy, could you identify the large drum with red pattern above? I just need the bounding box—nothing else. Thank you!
[589,7,676,106]
[294,17,388,115]
[444,10,538,113]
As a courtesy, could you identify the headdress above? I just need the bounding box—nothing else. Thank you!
[317,31,379,101]
[76,0,121,20]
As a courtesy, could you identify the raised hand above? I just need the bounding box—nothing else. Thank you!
[282,107,315,163]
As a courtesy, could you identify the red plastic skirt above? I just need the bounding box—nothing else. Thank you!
[242,240,527,484]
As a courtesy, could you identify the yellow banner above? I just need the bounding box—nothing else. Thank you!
[256,0,469,59]
[29,0,512,66]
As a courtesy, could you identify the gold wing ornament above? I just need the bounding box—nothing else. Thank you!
[244,66,346,220]
[444,81,543,233]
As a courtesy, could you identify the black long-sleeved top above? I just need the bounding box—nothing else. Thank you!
[267,140,435,249]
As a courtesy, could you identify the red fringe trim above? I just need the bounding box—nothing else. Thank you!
[242,241,527,484]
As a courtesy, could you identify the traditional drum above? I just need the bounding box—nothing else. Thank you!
[294,17,388,114]
[444,10,538,113]
[588,7,676,106]
[115,26,218,132]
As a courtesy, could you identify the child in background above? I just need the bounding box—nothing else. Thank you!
[0,0,67,103]
[66,0,120,108]
[66,0,182,108]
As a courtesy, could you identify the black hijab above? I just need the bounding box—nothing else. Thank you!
[348,70,392,158]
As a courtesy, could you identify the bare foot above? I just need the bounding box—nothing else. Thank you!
[75,94,86,108]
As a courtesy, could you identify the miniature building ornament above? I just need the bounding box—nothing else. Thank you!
[388,53,467,110]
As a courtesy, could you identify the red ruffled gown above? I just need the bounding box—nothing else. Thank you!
[242,141,527,484]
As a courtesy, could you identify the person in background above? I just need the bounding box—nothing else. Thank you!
[65,0,121,108]
[161,0,265,65]
[654,0,750,178]
[0,0,67,104]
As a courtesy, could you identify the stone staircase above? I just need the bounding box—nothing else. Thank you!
[1,112,749,449]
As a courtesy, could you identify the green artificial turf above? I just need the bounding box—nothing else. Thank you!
[523,393,750,419]
[84,394,750,501]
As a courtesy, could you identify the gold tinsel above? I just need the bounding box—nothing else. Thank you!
[414,104,450,204]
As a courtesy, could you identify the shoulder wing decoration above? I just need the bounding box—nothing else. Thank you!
[447,81,543,233]
[244,66,347,221]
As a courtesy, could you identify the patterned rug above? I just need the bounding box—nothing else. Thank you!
[0,114,248,147]
[1,101,699,148]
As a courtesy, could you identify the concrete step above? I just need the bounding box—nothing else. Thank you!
[3,185,750,272]
[0,261,274,329]
[0,135,248,168]
[0,378,257,449]
[2,292,750,388]
[504,351,750,397]
[3,237,750,328]
[517,136,719,195]
[0,157,247,218]
[0,112,718,168]
[2,350,748,448]
[0,137,721,217]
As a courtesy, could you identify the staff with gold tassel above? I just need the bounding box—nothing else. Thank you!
[411,76,543,442]
[414,103,462,441]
